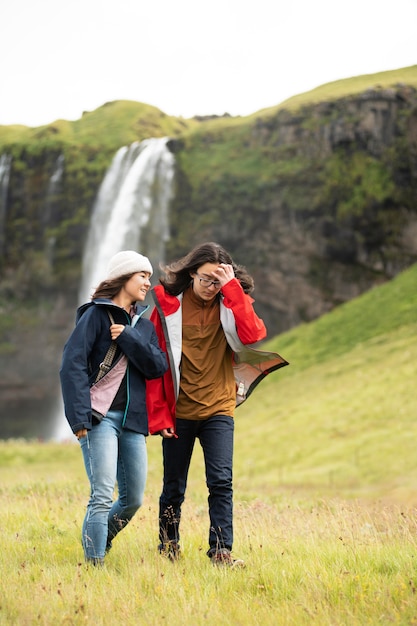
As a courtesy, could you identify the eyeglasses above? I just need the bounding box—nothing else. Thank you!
[195,273,221,289]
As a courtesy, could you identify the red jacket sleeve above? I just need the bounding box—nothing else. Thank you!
[146,301,176,434]
[221,278,267,344]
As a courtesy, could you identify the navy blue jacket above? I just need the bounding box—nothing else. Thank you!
[60,298,168,435]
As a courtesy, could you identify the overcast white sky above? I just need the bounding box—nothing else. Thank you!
[1,0,416,127]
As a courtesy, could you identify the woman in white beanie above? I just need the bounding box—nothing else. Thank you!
[60,250,167,566]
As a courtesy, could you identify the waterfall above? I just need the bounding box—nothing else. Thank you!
[44,154,65,266]
[0,154,12,258]
[54,137,175,440]
[44,154,64,224]
[79,137,174,304]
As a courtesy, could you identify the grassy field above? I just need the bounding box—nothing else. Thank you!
[1,264,417,625]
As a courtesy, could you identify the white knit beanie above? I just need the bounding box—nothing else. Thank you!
[106,250,153,281]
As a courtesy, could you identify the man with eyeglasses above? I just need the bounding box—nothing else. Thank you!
[146,242,288,567]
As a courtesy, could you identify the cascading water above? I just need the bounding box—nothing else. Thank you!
[0,153,12,258]
[44,154,64,224]
[44,154,65,267]
[79,137,174,303]
[54,137,175,439]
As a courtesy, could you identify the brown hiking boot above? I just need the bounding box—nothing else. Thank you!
[209,548,245,568]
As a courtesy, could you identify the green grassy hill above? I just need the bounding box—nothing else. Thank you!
[255,64,417,116]
[230,262,417,505]
[0,100,197,150]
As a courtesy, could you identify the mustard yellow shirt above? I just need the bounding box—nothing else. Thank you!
[175,287,235,420]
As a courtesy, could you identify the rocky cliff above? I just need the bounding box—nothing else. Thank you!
[166,84,417,332]
[0,69,416,438]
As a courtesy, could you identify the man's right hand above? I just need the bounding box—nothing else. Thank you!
[161,428,177,439]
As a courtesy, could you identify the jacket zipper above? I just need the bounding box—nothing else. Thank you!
[121,306,148,427]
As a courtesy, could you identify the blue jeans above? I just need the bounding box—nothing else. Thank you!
[80,410,147,561]
[159,414,234,555]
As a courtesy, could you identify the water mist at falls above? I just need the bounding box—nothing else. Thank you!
[54,137,175,440]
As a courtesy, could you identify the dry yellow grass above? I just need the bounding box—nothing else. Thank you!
[1,438,417,626]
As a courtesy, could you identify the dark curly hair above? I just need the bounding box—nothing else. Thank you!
[158,242,255,295]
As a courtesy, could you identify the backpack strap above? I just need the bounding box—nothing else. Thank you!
[95,310,117,383]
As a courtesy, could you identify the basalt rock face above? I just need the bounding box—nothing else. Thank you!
[167,85,417,331]
[0,84,416,437]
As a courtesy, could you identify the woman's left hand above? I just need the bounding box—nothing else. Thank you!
[211,263,235,287]
[110,324,125,340]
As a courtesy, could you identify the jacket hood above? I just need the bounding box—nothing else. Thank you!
[75,298,149,323]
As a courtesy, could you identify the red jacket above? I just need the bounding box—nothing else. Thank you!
[146,280,288,434]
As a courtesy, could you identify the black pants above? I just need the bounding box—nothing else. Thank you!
[159,414,234,553]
